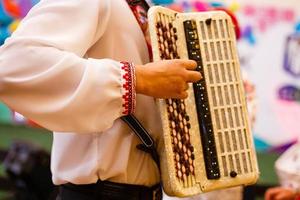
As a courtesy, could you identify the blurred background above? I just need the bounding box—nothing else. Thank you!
[0,0,299,199]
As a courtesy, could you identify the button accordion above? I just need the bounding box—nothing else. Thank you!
[148,6,259,197]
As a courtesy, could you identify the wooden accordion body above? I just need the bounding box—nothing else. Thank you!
[148,6,259,197]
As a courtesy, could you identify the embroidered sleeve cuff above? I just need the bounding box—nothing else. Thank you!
[120,61,136,115]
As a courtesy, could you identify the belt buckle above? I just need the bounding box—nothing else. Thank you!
[152,186,162,200]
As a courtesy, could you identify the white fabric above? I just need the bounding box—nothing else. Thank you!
[275,143,300,191]
[0,0,163,186]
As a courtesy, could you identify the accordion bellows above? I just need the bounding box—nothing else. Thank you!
[148,6,259,197]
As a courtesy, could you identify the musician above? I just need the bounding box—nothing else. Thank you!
[0,0,201,199]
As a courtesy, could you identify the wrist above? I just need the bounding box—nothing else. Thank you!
[135,64,147,95]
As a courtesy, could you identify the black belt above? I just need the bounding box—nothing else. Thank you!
[59,180,162,200]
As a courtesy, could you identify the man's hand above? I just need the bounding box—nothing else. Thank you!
[135,59,202,99]
[265,187,298,200]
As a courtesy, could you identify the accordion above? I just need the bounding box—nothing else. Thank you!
[148,6,259,197]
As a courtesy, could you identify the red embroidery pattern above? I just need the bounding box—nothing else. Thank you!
[121,61,136,115]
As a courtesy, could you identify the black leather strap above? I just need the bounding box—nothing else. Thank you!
[123,0,160,168]
[121,115,160,168]
[122,115,153,147]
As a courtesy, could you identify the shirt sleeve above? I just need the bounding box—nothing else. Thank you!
[0,0,136,133]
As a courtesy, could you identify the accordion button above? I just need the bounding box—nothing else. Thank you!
[187,123,191,129]
[183,118,187,126]
[190,146,194,152]
[164,40,168,47]
[174,110,178,117]
[173,137,178,145]
[172,101,177,108]
[183,145,187,153]
[159,36,164,43]
[190,166,194,173]
[179,122,184,129]
[167,32,171,39]
[176,162,181,169]
[230,171,238,178]
[172,121,176,128]
[185,115,190,121]
[184,127,188,134]
[187,149,191,157]
[181,165,186,173]
[158,28,163,36]
[172,129,176,137]
[191,154,195,160]
[178,141,183,149]
[178,114,183,121]
[177,170,182,179]
[205,18,212,25]
[184,133,189,141]
[177,134,181,141]
[184,153,188,160]
[175,153,180,162]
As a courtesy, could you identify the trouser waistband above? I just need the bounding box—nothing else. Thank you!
[57,180,162,200]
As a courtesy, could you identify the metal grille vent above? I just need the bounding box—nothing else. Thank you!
[198,18,254,177]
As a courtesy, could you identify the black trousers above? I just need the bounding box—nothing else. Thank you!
[56,180,162,200]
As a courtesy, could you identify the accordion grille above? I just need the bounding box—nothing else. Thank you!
[198,18,254,177]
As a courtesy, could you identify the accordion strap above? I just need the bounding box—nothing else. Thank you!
[121,115,160,169]
[123,0,160,169]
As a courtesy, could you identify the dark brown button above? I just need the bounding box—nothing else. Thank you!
[190,146,194,152]
[191,154,195,160]
[230,171,238,178]
[187,123,191,129]
[185,115,190,121]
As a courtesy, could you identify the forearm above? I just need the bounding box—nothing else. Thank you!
[0,0,138,133]
[0,41,135,133]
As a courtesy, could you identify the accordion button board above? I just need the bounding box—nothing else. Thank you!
[184,19,220,180]
[148,6,259,197]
